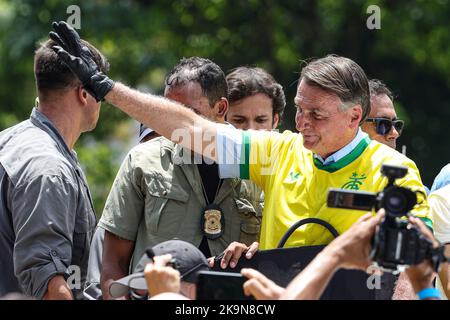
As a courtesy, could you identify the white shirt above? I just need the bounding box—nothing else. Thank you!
[429,184,450,300]
[314,128,367,165]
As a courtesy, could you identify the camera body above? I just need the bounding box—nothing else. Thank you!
[370,214,435,272]
[327,164,434,273]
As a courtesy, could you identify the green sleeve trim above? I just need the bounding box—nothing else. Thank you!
[313,136,371,173]
[419,217,434,231]
[239,131,251,180]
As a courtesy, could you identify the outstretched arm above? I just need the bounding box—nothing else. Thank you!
[50,21,221,161]
[106,83,219,161]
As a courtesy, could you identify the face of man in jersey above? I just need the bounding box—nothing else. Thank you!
[295,79,362,158]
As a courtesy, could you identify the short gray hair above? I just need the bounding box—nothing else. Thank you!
[300,55,370,123]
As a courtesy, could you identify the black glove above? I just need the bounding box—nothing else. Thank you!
[49,21,114,102]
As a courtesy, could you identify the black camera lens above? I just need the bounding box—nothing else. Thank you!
[382,186,416,217]
[387,193,405,208]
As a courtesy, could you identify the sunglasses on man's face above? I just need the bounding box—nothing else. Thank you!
[365,118,404,136]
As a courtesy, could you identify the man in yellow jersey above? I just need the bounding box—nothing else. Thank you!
[50,22,431,252]
[223,57,429,249]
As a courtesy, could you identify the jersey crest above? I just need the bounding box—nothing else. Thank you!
[341,172,367,190]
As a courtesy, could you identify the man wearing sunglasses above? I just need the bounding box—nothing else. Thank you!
[362,79,424,300]
[361,79,404,149]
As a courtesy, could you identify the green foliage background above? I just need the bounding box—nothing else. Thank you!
[1,0,449,216]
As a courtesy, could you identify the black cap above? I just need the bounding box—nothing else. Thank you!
[109,240,209,298]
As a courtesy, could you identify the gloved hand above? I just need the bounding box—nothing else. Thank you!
[49,21,114,102]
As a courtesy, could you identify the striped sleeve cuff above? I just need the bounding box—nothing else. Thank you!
[217,124,245,179]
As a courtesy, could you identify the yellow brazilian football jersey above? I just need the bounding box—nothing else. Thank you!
[239,130,431,250]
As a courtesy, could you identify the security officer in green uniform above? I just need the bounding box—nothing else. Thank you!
[98,57,262,299]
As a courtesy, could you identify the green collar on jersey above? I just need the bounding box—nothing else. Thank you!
[313,136,371,173]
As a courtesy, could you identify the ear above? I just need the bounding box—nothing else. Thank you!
[272,113,280,129]
[77,85,89,106]
[215,98,229,119]
[349,104,363,129]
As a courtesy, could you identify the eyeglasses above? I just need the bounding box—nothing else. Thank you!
[365,118,404,136]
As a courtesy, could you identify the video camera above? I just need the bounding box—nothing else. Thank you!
[327,164,448,274]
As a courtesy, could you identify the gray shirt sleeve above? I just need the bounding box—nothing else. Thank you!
[11,174,78,299]
[83,227,104,300]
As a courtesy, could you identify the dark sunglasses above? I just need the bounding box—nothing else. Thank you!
[365,118,404,136]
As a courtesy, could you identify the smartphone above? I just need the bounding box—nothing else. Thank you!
[196,270,252,300]
[327,188,377,211]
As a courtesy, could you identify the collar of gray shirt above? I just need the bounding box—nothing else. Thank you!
[30,107,80,167]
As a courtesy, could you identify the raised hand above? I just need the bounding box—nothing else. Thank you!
[50,21,85,60]
[144,254,181,297]
[328,210,385,271]
[49,21,114,102]
[51,45,98,86]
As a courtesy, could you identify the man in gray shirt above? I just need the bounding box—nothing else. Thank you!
[0,36,108,299]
